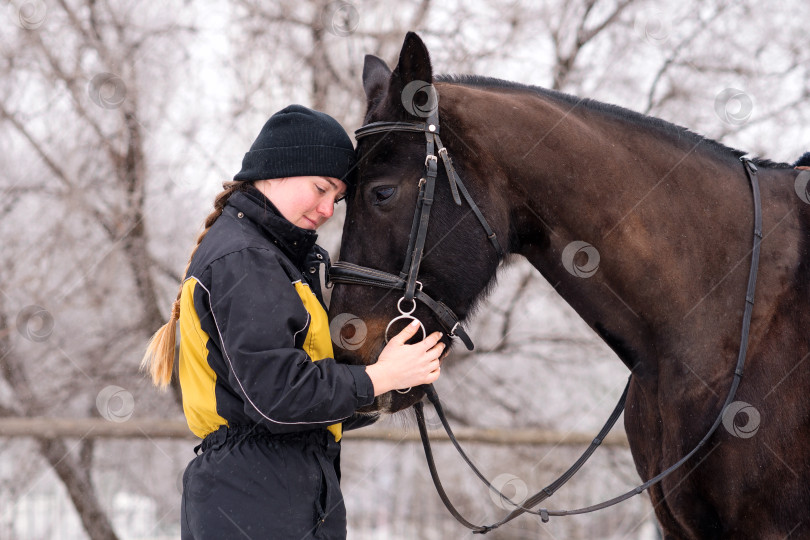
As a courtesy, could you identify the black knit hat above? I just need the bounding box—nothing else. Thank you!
[234,104,356,186]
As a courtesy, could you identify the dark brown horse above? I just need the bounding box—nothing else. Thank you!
[329,33,810,538]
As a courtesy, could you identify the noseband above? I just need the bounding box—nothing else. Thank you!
[328,110,505,356]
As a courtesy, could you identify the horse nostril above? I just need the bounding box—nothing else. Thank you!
[341,326,357,341]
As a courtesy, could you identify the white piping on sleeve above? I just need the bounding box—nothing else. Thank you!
[192,277,349,426]
[290,280,310,345]
[293,312,310,345]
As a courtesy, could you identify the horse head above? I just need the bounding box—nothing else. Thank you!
[328,33,508,413]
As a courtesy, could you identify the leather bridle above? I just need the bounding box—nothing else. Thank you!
[413,157,762,533]
[328,109,505,357]
[329,106,763,534]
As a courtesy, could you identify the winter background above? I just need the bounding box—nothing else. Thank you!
[1,0,808,538]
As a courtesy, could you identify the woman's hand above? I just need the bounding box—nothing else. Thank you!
[365,321,444,396]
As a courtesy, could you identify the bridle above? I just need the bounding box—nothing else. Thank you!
[329,109,505,358]
[329,106,763,533]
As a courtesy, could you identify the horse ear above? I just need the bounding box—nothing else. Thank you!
[391,31,433,87]
[386,32,433,116]
[362,54,391,105]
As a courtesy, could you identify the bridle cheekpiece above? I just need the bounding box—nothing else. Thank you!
[328,109,505,361]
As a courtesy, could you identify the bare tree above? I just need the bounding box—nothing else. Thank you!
[0,1,205,537]
[1,0,808,538]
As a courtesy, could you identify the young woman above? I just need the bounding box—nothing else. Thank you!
[141,105,444,539]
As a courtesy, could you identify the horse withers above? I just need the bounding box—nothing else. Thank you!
[328,32,810,539]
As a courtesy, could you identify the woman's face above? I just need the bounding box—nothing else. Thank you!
[256,176,347,230]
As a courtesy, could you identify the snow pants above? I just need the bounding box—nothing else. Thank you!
[181,425,346,539]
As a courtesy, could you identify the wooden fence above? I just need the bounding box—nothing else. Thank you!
[0,417,629,446]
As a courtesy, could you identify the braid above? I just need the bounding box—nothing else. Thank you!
[141,181,247,388]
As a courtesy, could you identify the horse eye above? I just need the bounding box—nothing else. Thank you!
[373,186,396,203]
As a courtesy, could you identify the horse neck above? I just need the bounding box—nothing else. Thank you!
[441,83,756,375]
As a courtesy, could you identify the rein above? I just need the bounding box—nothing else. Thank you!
[329,105,763,531]
[415,157,762,533]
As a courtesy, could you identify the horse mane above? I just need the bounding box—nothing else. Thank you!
[795,151,810,168]
[436,74,793,169]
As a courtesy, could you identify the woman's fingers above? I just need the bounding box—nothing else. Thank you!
[424,331,443,348]
[391,320,421,344]
[394,326,444,351]
[421,333,446,366]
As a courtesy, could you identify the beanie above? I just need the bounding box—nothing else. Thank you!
[233,104,356,186]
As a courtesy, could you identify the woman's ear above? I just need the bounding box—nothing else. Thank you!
[253,179,273,199]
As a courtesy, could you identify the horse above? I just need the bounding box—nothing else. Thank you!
[328,32,810,539]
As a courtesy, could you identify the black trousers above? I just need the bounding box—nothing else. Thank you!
[181,426,346,539]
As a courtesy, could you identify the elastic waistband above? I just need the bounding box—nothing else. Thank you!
[198,425,330,453]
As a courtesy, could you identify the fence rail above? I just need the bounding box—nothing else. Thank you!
[0,417,629,447]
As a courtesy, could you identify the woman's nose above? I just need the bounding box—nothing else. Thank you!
[318,198,335,218]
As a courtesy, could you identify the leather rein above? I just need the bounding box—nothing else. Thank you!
[328,109,763,533]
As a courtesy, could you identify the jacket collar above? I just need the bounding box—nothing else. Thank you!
[227,186,318,267]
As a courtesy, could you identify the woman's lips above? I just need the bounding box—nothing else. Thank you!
[302,217,318,229]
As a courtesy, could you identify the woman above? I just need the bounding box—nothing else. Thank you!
[141,105,444,539]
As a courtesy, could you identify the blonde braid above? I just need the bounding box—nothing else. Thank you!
[141,181,247,388]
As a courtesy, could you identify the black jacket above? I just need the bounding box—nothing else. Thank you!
[177,186,375,441]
